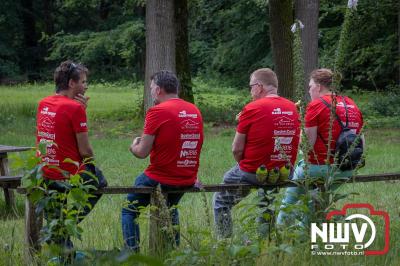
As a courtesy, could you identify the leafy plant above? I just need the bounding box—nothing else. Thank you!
[22,143,100,262]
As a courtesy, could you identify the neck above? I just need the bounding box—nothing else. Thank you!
[56,90,74,99]
[264,88,278,97]
[158,94,179,103]
[254,88,278,101]
[319,90,332,97]
[265,85,278,96]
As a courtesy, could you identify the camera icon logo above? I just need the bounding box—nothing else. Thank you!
[311,203,390,256]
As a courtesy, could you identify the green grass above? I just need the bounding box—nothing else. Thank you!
[0,83,399,265]
[0,82,143,126]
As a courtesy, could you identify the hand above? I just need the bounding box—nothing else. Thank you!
[235,111,242,121]
[129,137,141,154]
[194,179,203,190]
[132,137,141,146]
[74,94,90,108]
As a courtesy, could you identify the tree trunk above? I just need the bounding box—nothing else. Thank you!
[99,0,111,20]
[269,0,294,99]
[175,0,194,103]
[21,0,39,78]
[144,0,176,112]
[295,0,319,101]
[42,0,54,35]
[398,2,400,85]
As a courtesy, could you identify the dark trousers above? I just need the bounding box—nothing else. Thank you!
[44,165,107,249]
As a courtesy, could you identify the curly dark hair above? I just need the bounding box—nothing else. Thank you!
[54,60,88,92]
[150,70,179,94]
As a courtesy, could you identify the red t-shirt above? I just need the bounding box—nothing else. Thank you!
[144,98,204,186]
[237,96,300,173]
[305,95,363,165]
[36,95,88,180]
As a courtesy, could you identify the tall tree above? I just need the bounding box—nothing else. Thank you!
[144,0,176,111]
[398,1,400,85]
[175,0,194,103]
[269,0,295,99]
[21,0,39,79]
[99,0,111,20]
[295,0,319,100]
[42,0,54,35]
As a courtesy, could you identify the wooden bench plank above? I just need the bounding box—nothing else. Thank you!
[16,172,400,195]
[18,172,400,259]
[0,145,33,154]
[0,176,22,189]
[0,175,22,182]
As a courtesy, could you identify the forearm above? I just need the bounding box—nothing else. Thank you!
[76,132,94,160]
[232,132,246,163]
[80,146,94,159]
[130,135,154,159]
[233,150,243,162]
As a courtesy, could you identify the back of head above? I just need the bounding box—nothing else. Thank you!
[310,68,334,89]
[151,70,179,94]
[54,60,88,93]
[251,68,278,89]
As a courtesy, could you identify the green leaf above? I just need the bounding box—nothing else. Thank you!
[28,189,45,204]
[69,174,81,186]
[68,188,86,203]
[63,158,79,167]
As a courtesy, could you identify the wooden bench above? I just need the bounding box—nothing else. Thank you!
[0,176,22,188]
[0,145,32,209]
[17,172,400,257]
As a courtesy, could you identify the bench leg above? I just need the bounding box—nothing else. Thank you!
[149,191,162,256]
[149,187,174,257]
[3,187,15,210]
[1,154,16,210]
[1,155,12,209]
[25,198,43,258]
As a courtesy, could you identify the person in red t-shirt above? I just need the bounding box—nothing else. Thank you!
[213,68,300,238]
[277,68,365,226]
[36,60,107,251]
[122,70,204,251]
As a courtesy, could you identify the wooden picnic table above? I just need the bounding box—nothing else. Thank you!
[0,145,33,209]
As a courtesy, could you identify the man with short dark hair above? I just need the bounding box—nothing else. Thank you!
[36,60,107,251]
[121,70,204,251]
[213,68,300,238]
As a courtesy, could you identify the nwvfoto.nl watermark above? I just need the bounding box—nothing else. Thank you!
[310,203,390,256]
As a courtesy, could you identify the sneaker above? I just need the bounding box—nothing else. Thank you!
[75,251,87,261]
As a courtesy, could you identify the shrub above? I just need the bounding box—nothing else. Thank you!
[46,21,145,81]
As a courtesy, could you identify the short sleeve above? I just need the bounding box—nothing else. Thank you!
[144,107,160,135]
[347,97,364,129]
[72,105,88,133]
[305,101,321,128]
[237,105,257,134]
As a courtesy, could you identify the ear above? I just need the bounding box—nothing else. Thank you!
[68,78,75,89]
[256,85,263,95]
[156,86,162,95]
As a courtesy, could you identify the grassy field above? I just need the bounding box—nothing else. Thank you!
[0,83,399,265]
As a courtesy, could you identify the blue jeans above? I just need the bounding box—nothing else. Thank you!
[276,160,353,226]
[121,173,187,251]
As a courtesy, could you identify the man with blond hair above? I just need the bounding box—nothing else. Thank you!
[213,68,300,238]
